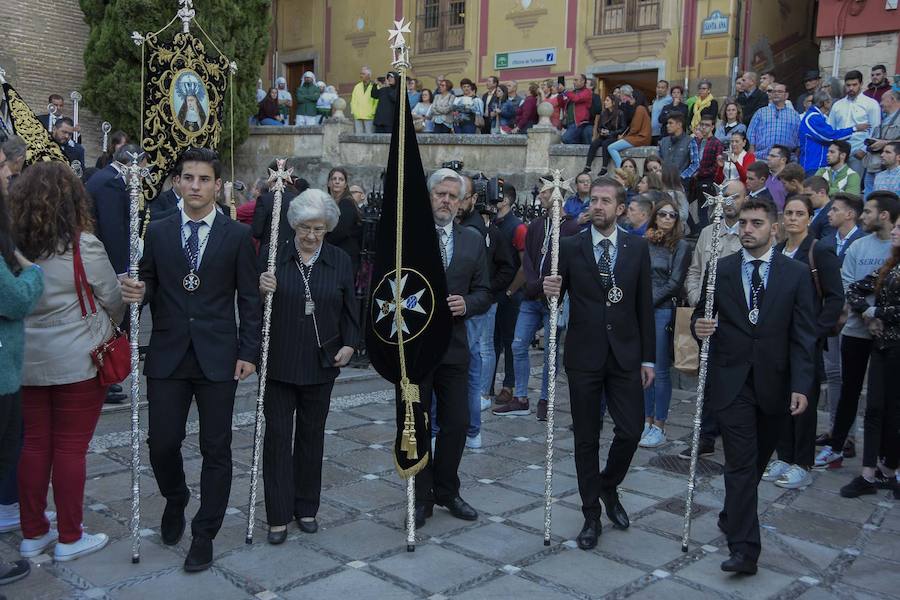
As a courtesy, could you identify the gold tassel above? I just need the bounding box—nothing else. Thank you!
[399,378,419,460]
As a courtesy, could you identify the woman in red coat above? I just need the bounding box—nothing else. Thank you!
[715,131,756,184]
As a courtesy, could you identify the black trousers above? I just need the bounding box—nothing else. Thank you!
[862,345,900,469]
[492,291,521,392]
[584,136,615,171]
[413,361,469,504]
[568,351,644,520]
[830,335,872,451]
[716,374,783,561]
[263,379,334,524]
[147,348,237,540]
[0,391,22,482]
[776,343,823,469]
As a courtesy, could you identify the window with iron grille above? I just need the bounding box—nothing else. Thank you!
[417,0,466,53]
[594,0,660,35]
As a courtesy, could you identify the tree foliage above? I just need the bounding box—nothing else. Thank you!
[80,0,270,161]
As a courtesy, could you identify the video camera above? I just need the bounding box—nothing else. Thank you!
[440,161,504,212]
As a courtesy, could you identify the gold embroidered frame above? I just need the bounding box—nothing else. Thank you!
[2,83,68,165]
[141,31,228,199]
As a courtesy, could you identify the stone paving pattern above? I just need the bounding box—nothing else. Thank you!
[2,364,898,600]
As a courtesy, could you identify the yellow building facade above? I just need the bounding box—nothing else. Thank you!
[264,0,817,118]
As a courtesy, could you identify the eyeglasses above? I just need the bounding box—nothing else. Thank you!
[297,224,327,237]
[657,210,678,219]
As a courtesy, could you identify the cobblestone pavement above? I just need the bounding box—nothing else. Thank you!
[2,361,897,600]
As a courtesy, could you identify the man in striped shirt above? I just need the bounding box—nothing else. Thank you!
[748,82,800,162]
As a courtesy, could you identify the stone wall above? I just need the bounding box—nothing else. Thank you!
[234,118,654,198]
[0,1,102,164]
[818,33,899,78]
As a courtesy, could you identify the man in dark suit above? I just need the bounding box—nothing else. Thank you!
[543,176,655,550]
[480,76,501,134]
[745,161,775,205]
[414,168,491,528]
[51,117,85,170]
[692,198,816,574]
[87,143,140,406]
[252,174,308,248]
[120,147,261,572]
[817,192,866,261]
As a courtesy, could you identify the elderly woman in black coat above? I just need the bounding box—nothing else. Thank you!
[258,188,359,544]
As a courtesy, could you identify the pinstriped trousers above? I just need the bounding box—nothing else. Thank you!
[263,379,334,525]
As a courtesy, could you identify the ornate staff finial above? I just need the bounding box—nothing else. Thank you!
[178,0,196,33]
[267,159,293,195]
[0,66,6,84]
[229,61,238,75]
[539,169,574,200]
[131,31,145,46]
[388,18,412,69]
[701,180,737,210]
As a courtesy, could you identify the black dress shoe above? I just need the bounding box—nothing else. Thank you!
[104,392,127,405]
[413,503,434,528]
[598,489,629,530]
[721,552,757,575]
[184,537,213,572]
[267,527,288,545]
[297,517,318,534]
[437,496,478,521]
[109,383,124,393]
[160,502,186,546]
[576,517,601,550]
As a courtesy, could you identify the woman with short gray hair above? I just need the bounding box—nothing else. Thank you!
[257,188,359,544]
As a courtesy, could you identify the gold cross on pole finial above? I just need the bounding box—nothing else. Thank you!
[267,159,293,194]
[539,169,573,201]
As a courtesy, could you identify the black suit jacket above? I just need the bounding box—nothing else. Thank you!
[748,188,775,205]
[738,88,768,126]
[442,223,492,365]
[149,188,181,223]
[692,251,817,414]
[809,200,835,240]
[817,225,866,263]
[60,141,85,167]
[252,180,309,247]
[140,211,262,381]
[261,240,359,385]
[559,230,655,373]
[87,164,129,274]
[775,235,844,339]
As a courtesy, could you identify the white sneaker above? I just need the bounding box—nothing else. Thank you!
[466,433,482,449]
[639,425,667,448]
[640,422,651,441]
[762,460,791,482]
[775,465,812,489]
[0,506,57,534]
[813,446,843,470]
[20,529,59,558]
[480,397,492,411]
[53,532,109,562]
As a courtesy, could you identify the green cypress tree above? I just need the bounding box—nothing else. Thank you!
[80,0,270,162]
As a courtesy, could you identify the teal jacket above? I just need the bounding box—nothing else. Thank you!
[0,262,44,394]
[296,83,321,117]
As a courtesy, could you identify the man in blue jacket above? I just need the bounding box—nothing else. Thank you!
[799,92,868,175]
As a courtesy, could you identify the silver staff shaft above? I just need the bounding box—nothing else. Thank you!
[246,160,292,544]
[542,188,563,546]
[70,91,82,144]
[124,151,145,564]
[681,183,732,552]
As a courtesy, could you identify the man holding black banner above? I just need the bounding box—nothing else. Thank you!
[413,168,492,527]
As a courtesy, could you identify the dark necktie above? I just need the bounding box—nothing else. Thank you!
[597,239,612,288]
[751,259,765,308]
[184,221,203,270]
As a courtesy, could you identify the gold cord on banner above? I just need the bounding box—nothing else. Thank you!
[133,12,236,233]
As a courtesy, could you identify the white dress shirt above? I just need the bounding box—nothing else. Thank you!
[181,206,216,268]
[740,246,773,309]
